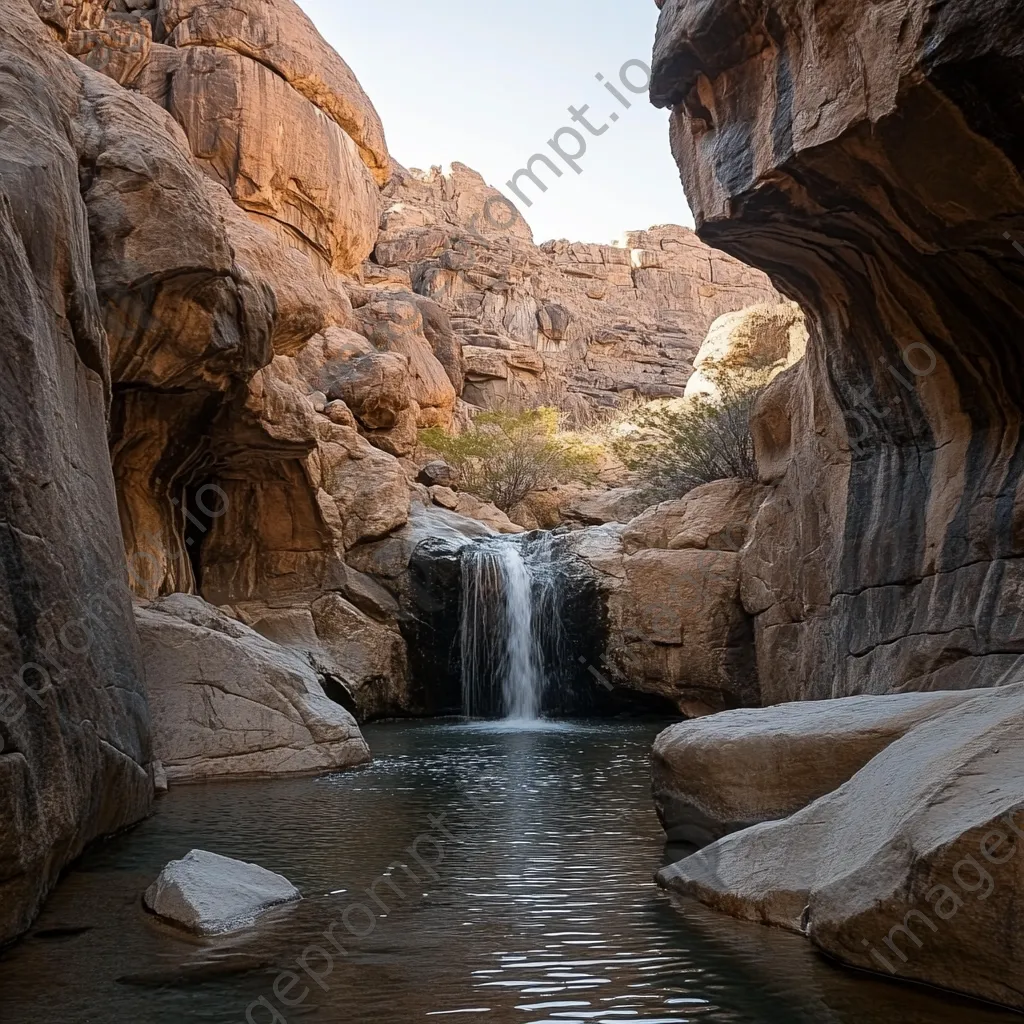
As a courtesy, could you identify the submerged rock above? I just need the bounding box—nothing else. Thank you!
[144,850,299,936]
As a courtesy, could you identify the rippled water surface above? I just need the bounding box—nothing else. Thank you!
[1,719,1017,1023]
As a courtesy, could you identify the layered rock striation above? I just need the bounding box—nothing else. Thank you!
[652,0,1024,702]
[649,0,1024,1010]
[366,162,779,413]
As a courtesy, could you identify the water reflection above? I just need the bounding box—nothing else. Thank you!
[0,719,1016,1023]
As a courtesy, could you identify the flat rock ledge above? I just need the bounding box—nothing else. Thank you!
[143,850,300,935]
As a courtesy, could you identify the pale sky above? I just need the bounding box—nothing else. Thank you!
[296,0,694,245]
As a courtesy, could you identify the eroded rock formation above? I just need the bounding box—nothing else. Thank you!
[652,0,1024,701]
[1,0,402,945]
[366,162,780,413]
[574,479,765,715]
[650,0,1024,1009]
[684,300,807,401]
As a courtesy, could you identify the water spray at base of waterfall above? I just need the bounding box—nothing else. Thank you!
[460,534,567,722]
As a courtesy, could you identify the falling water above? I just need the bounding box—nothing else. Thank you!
[460,535,566,720]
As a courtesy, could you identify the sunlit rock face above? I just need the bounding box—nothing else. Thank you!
[367,162,780,415]
[652,0,1024,701]
[574,480,765,716]
[2,0,400,945]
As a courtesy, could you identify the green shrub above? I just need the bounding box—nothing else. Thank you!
[612,374,765,503]
[421,408,599,513]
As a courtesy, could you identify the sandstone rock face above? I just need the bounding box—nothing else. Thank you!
[351,294,457,427]
[166,46,380,273]
[657,684,1024,1010]
[157,0,390,184]
[652,0,1024,701]
[308,592,410,721]
[684,301,807,401]
[137,594,370,780]
[367,162,779,413]
[144,849,300,935]
[622,478,765,554]
[0,0,151,948]
[73,62,275,390]
[184,340,415,719]
[652,689,980,845]
[4,0,400,947]
[570,483,762,716]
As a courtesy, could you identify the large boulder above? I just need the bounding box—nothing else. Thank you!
[323,351,414,431]
[0,0,151,947]
[604,547,757,715]
[622,478,765,553]
[136,594,370,780]
[572,481,763,716]
[309,593,411,720]
[144,849,300,935]
[652,689,982,845]
[352,294,457,428]
[684,302,807,401]
[657,683,1024,1011]
[564,487,649,527]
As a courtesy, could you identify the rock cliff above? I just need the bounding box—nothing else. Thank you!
[0,0,152,948]
[366,162,779,414]
[649,0,1024,1009]
[652,0,1024,702]
[0,0,404,946]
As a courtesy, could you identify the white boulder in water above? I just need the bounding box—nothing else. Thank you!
[144,850,300,935]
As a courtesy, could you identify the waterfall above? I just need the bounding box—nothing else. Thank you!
[460,535,566,720]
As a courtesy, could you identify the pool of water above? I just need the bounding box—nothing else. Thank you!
[0,719,1017,1023]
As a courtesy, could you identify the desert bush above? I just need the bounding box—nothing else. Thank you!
[421,408,599,512]
[612,371,767,503]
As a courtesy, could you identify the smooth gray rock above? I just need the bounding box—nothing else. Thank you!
[137,594,370,780]
[657,683,1024,1011]
[144,850,299,935]
[652,689,981,845]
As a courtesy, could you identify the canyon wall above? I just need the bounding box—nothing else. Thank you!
[0,0,409,945]
[0,0,152,944]
[0,0,818,947]
[652,0,1024,703]
[366,162,779,415]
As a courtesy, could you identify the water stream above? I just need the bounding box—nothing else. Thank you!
[460,535,568,720]
[0,720,1014,1024]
